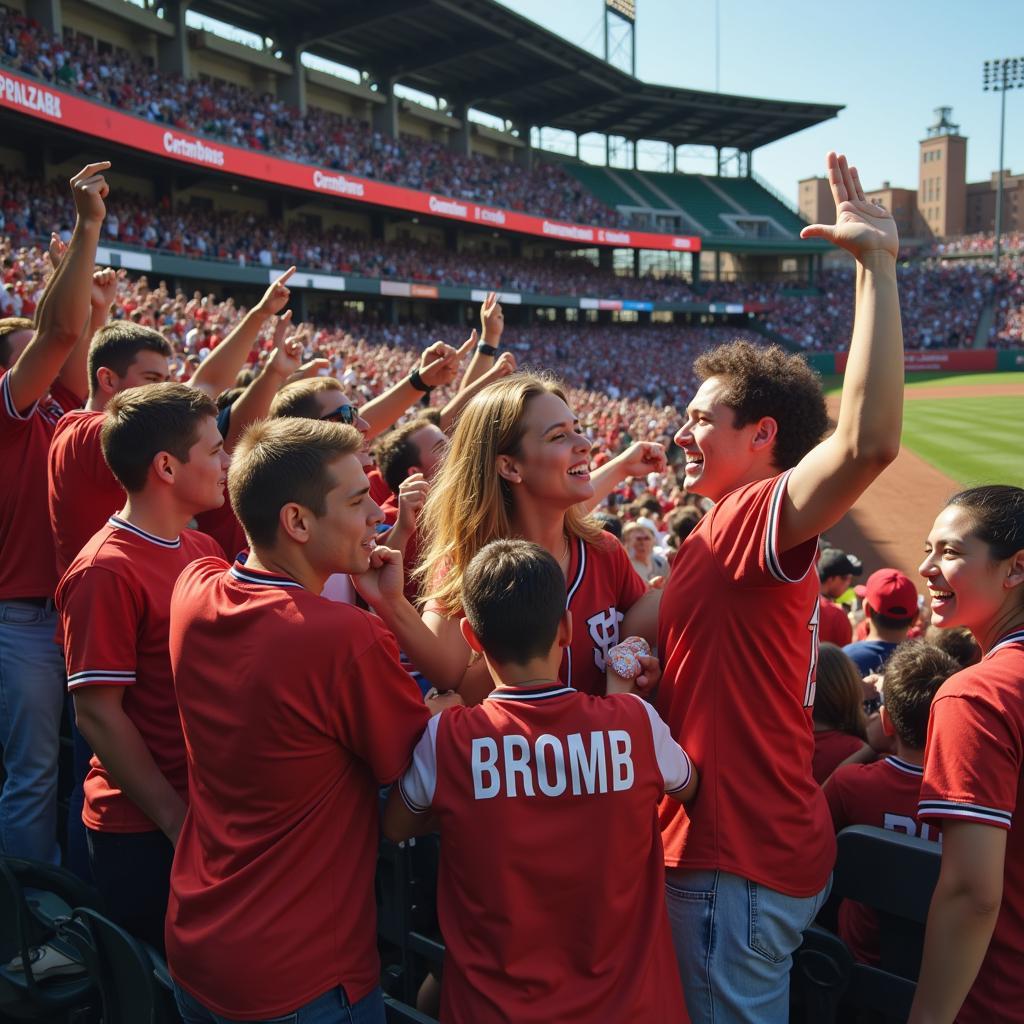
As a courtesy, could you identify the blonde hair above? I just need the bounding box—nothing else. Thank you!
[417,372,603,614]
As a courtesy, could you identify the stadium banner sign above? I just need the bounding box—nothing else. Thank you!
[267,270,348,292]
[997,349,1024,371]
[0,69,701,255]
[469,289,523,305]
[833,350,998,373]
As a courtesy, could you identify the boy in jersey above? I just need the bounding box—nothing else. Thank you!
[645,151,904,1022]
[384,538,698,1024]
[824,640,956,963]
[166,417,443,1024]
[56,383,228,948]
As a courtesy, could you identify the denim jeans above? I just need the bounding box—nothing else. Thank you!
[665,868,831,1024]
[173,982,386,1024]
[0,600,65,864]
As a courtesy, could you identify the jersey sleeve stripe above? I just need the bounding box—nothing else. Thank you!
[918,799,1012,827]
[765,470,812,584]
[665,751,693,794]
[67,670,137,689]
[1,371,37,421]
[398,775,429,815]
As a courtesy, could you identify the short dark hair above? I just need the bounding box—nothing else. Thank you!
[594,512,623,540]
[693,340,828,470]
[88,322,172,396]
[375,417,435,494]
[269,377,341,419]
[0,316,34,368]
[667,506,702,544]
[462,539,566,666]
[947,485,1024,560]
[867,605,917,632]
[229,417,362,548]
[101,383,217,492]
[925,625,982,669]
[882,640,958,749]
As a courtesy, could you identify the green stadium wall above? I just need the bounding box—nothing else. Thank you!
[806,350,1024,375]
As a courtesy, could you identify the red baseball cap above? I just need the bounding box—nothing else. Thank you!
[855,568,918,619]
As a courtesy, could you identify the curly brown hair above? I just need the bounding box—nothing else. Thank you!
[693,341,828,470]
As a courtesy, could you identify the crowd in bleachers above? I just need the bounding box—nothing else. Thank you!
[2,148,1024,1024]
[1,6,619,227]
[929,230,1024,256]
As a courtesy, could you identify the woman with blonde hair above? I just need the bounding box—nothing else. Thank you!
[357,372,663,703]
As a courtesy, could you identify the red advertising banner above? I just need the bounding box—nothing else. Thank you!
[833,349,998,373]
[0,69,701,254]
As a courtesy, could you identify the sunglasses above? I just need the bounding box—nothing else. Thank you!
[320,403,360,425]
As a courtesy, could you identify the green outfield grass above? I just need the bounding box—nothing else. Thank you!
[820,372,1024,484]
[902,396,1024,485]
[821,371,1024,395]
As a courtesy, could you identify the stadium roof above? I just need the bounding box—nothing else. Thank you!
[190,0,842,151]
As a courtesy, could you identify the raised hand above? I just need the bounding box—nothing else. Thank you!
[800,152,898,261]
[418,340,462,388]
[352,544,405,609]
[254,266,296,317]
[285,358,330,385]
[90,267,118,311]
[69,161,111,225]
[396,472,429,532]
[617,441,668,478]
[48,232,66,270]
[480,291,504,343]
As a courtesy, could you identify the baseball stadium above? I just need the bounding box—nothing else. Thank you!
[0,0,1022,1021]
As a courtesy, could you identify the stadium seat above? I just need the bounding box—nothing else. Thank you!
[384,994,439,1023]
[0,857,98,1019]
[789,924,852,1024]
[825,825,941,1022]
[377,837,445,1005]
[59,907,177,1024]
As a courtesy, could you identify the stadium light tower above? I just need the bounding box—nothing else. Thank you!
[982,57,1024,263]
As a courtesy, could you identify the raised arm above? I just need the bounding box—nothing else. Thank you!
[584,441,667,512]
[361,336,472,441]
[458,292,504,393]
[57,266,118,401]
[190,266,295,399]
[779,151,903,552]
[7,162,109,412]
[439,351,516,432]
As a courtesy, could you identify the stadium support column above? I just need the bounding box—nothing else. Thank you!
[26,0,60,34]
[373,77,400,139]
[158,0,190,78]
[277,37,308,115]
[513,122,533,171]
[450,102,471,157]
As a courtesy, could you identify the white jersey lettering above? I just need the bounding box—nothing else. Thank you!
[587,606,623,671]
[470,730,633,799]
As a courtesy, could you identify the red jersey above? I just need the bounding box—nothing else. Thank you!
[824,755,940,964]
[166,558,430,1020]
[0,370,80,598]
[398,684,691,1024]
[812,729,867,784]
[656,471,834,897]
[379,491,421,604]
[56,517,222,832]
[561,532,647,696]
[919,633,1024,1024]
[819,595,853,647]
[193,501,247,562]
[366,466,392,507]
[48,410,125,576]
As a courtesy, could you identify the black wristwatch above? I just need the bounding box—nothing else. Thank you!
[477,342,499,357]
[408,367,434,393]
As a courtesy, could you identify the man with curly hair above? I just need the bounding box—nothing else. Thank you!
[643,152,905,1023]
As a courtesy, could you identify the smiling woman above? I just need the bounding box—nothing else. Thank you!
[356,372,650,704]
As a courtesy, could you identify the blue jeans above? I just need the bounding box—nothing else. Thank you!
[173,982,386,1024]
[0,600,65,864]
[665,868,831,1024]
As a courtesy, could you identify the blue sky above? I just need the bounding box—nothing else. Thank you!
[497,0,1024,205]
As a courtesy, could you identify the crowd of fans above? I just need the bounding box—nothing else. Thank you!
[5,172,1024,352]
[2,154,1023,1024]
[1,6,619,227]
[929,230,1024,256]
